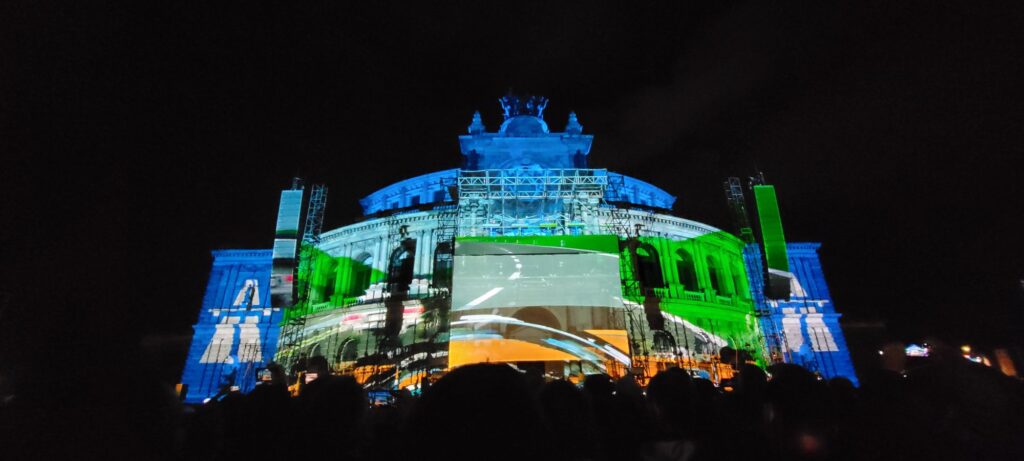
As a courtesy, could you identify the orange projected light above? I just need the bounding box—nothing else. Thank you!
[352,364,394,384]
[585,329,630,354]
[448,338,579,368]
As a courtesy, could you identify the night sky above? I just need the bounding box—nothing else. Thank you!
[4,1,1023,375]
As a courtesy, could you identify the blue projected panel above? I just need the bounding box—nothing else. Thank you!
[180,250,283,403]
[744,242,858,385]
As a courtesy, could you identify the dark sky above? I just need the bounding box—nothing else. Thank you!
[4,1,1024,370]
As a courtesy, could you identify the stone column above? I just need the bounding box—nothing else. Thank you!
[412,229,426,277]
[335,243,353,301]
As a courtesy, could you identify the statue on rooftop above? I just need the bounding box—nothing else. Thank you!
[468,110,486,134]
[499,93,549,120]
[565,111,582,134]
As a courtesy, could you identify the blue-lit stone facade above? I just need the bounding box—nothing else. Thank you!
[357,110,675,217]
[179,250,283,403]
[744,243,858,384]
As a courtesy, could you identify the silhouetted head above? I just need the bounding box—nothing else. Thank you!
[827,376,854,393]
[264,362,287,386]
[615,374,643,401]
[408,364,545,461]
[647,368,694,436]
[539,379,595,457]
[691,378,718,403]
[735,364,768,397]
[767,363,817,387]
[540,379,587,420]
[648,368,691,398]
[582,373,614,397]
[307,355,330,376]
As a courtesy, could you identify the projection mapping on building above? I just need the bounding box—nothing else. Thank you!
[178,95,858,402]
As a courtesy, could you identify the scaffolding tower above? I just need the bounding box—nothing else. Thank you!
[280,184,328,370]
[456,168,607,237]
[432,174,459,293]
[599,175,656,377]
[723,177,755,244]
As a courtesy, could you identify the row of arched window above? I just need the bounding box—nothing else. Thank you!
[315,239,746,306]
[635,244,747,298]
[314,240,455,304]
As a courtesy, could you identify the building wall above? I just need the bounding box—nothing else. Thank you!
[282,206,766,381]
[179,217,857,390]
[303,207,750,319]
[619,232,765,363]
[179,103,861,390]
[179,205,856,392]
[745,243,859,385]
[179,250,283,403]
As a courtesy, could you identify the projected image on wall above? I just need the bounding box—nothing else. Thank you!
[452,240,624,310]
[449,235,631,379]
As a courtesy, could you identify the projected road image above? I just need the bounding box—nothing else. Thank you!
[449,236,630,376]
[452,240,623,311]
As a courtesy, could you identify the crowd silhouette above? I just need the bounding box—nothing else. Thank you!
[2,342,1022,461]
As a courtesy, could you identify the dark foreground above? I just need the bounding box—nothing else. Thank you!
[2,349,1023,461]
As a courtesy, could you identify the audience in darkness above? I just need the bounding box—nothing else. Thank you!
[2,344,1022,461]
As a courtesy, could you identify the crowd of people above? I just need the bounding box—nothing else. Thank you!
[2,343,1022,460]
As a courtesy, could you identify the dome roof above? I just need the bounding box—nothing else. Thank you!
[498,115,550,136]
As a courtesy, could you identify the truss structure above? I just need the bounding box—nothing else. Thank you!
[456,169,608,236]
[457,169,608,200]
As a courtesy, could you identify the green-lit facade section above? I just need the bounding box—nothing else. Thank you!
[753,185,789,272]
[457,234,620,254]
[282,232,765,361]
[284,243,386,322]
[619,232,765,362]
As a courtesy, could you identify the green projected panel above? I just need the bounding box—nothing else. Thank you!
[616,232,765,366]
[283,243,386,322]
[457,234,620,254]
[753,185,789,272]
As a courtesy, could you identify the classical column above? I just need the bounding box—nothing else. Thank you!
[412,229,426,277]
[693,242,713,299]
[335,243,353,302]
[374,236,386,274]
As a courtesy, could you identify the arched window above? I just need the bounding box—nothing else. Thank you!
[675,249,699,291]
[706,255,727,295]
[322,265,337,301]
[508,307,562,344]
[336,338,359,362]
[432,241,453,290]
[636,244,666,289]
[387,239,417,294]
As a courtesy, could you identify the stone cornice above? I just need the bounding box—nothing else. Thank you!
[211,249,273,259]
[787,242,823,252]
[594,209,721,236]
[320,211,449,244]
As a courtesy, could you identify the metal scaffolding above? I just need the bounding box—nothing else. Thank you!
[280,183,328,370]
[456,168,608,236]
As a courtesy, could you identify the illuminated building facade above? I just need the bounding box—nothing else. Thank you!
[745,244,858,385]
[179,250,283,400]
[179,95,857,402]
